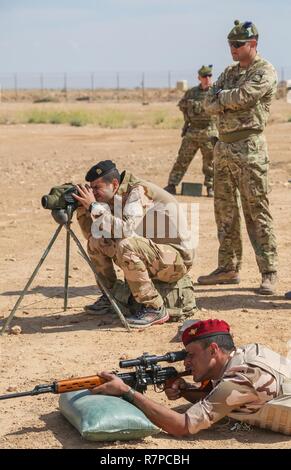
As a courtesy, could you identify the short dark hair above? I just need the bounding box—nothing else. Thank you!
[101,168,120,184]
[198,334,235,353]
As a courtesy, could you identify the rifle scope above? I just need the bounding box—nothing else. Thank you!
[119,350,187,368]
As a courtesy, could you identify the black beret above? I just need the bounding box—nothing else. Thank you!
[85,160,117,182]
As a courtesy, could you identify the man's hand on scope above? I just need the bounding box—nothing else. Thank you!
[72,184,96,210]
[90,371,130,396]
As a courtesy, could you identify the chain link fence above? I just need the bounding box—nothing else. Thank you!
[0,70,198,101]
[1,67,290,102]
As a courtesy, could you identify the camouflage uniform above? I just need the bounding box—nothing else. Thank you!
[168,85,218,189]
[204,54,278,273]
[186,344,291,435]
[77,171,194,309]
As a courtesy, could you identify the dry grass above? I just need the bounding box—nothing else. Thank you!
[0,105,183,129]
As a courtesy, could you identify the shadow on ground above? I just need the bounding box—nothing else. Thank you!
[5,410,148,449]
[0,310,129,335]
[195,286,291,311]
[6,406,290,449]
[1,284,99,299]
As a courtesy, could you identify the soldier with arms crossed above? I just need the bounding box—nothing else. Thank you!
[198,21,278,295]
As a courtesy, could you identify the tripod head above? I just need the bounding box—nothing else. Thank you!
[51,206,74,225]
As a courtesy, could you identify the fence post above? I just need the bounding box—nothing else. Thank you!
[91,72,95,100]
[168,70,172,89]
[40,73,44,96]
[63,73,68,100]
[116,72,120,101]
[141,72,145,103]
[168,70,172,101]
[14,73,18,100]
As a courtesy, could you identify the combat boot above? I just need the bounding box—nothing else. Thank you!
[197,267,240,285]
[127,304,169,328]
[164,184,176,195]
[84,294,113,315]
[207,187,214,198]
[258,272,277,295]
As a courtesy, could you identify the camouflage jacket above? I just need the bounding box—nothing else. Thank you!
[178,85,217,132]
[77,171,195,266]
[185,343,291,434]
[204,54,277,142]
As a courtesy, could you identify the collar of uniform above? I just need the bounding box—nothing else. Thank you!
[116,170,131,196]
[198,84,209,92]
[239,53,261,72]
[212,348,240,386]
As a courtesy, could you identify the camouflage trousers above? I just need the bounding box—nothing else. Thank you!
[214,134,278,273]
[88,236,189,309]
[168,130,216,188]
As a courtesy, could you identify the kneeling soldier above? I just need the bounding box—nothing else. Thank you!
[74,160,195,328]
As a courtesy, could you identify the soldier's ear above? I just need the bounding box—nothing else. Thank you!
[209,342,218,355]
[250,38,257,48]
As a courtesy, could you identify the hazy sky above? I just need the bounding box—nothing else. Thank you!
[0,0,290,85]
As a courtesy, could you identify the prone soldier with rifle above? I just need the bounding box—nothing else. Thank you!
[88,319,291,436]
[2,319,290,437]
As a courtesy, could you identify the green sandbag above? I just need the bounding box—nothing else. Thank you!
[59,390,160,442]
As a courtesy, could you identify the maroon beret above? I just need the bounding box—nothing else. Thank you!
[182,319,231,346]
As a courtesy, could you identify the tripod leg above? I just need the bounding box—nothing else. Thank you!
[68,228,131,332]
[64,225,71,311]
[1,224,63,335]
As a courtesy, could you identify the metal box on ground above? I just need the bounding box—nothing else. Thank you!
[181,182,203,196]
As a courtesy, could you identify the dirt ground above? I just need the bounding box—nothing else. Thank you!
[0,99,291,449]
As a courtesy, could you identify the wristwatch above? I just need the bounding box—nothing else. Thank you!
[122,387,135,404]
[89,202,97,213]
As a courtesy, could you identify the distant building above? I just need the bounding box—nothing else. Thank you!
[176,80,188,91]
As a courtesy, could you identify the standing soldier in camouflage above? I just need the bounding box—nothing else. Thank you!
[91,319,291,437]
[164,65,218,197]
[198,20,278,295]
[73,160,195,328]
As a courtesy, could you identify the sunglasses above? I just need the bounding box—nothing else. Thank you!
[201,74,212,78]
[228,40,248,49]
